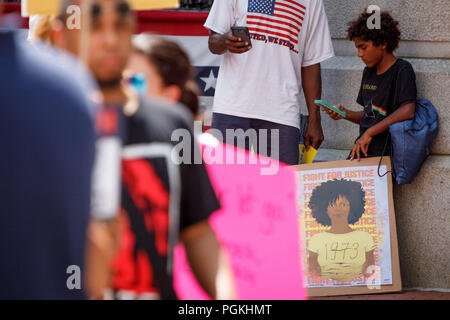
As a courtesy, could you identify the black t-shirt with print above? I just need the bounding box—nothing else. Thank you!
[112,97,220,300]
[356,58,417,157]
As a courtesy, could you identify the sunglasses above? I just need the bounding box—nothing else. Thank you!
[127,73,148,95]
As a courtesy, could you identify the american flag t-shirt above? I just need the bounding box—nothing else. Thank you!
[247,0,306,45]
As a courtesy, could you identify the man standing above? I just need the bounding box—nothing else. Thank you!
[205,0,334,165]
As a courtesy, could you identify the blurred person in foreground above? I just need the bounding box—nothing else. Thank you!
[28,6,123,300]
[0,4,96,299]
[54,0,235,300]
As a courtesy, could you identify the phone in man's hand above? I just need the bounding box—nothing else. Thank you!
[231,26,252,47]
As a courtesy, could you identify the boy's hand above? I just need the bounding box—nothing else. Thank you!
[322,104,345,120]
[304,118,324,151]
[350,132,373,161]
[225,35,252,54]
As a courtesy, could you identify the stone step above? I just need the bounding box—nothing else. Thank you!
[314,148,349,162]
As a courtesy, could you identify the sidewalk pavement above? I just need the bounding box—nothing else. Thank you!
[310,290,450,300]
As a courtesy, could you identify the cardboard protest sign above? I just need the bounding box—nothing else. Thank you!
[23,0,61,16]
[174,137,306,300]
[130,0,180,10]
[293,157,401,297]
[23,0,179,16]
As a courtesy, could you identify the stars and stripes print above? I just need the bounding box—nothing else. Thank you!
[247,0,306,45]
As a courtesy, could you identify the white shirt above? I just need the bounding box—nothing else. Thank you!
[204,0,334,129]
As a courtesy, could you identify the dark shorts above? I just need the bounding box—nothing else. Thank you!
[210,113,308,165]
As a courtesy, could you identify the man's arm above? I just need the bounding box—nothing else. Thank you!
[181,221,236,300]
[84,218,120,300]
[302,63,324,150]
[208,30,252,55]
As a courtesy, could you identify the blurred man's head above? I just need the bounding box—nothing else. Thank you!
[55,0,135,89]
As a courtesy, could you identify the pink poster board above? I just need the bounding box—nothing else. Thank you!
[173,139,306,300]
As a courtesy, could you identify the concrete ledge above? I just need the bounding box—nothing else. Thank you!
[314,148,349,162]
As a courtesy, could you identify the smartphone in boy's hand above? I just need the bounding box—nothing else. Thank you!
[322,105,345,120]
[314,100,347,119]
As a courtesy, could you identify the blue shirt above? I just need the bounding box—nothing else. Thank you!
[0,30,96,299]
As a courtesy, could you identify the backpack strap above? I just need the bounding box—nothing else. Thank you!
[377,137,393,177]
[377,62,406,178]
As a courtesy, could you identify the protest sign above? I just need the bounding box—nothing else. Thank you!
[23,0,179,16]
[174,137,306,300]
[24,0,60,16]
[130,0,180,10]
[294,157,401,297]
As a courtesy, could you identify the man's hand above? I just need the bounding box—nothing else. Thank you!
[304,118,324,151]
[225,35,252,54]
[208,31,252,55]
[181,222,236,300]
[350,131,373,161]
[84,218,120,300]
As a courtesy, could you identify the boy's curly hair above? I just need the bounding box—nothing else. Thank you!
[347,10,401,53]
[308,179,366,227]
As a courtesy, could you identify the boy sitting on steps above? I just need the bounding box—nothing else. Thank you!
[323,10,417,161]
